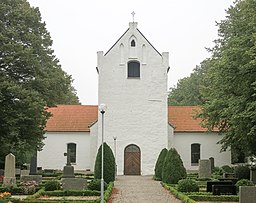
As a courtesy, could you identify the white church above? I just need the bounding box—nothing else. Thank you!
[38,21,231,175]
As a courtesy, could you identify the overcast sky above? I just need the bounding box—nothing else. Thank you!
[27,0,234,105]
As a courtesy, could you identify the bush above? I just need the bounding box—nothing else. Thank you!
[235,179,254,189]
[94,142,115,184]
[162,148,187,184]
[221,165,234,173]
[177,179,199,192]
[88,179,108,191]
[154,148,167,180]
[44,180,61,191]
[234,165,250,180]
[20,180,38,194]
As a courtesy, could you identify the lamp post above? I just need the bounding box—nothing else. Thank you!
[113,136,117,178]
[99,104,106,203]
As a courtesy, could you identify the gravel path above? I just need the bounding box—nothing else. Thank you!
[110,176,183,203]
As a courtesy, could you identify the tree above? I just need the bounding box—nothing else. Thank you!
[199,0,256,156]
[168,59,210,106]
[154,148,167,180]
[0,0,79,167]
[162,148,187,184]
[94,143,115,184]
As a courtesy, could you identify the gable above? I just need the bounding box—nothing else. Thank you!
[104,22,161,57]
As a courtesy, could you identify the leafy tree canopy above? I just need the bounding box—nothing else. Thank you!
[0,0,80,167]
[168,59,210,106]
[199,0,256,156]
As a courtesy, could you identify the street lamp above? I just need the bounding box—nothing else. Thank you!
[99,103,106,203]
[113,136,117,178]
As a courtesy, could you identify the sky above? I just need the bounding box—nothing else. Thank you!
[27,0,235,105]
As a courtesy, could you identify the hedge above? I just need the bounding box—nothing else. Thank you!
[154,148,167,180]
[162,182,196,203]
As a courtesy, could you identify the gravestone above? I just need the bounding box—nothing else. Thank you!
[30,153,37,175]
[62,178,87,190]
[20,169,30,176]
[63,149,75,178]
[3,153,16,186]
[20,175,42,183]
[250,166,256,184]
[239,186,256,203]
[209,157,214,172]
[199,159,211,178]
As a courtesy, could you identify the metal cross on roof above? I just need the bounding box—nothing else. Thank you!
[131,11,135,22]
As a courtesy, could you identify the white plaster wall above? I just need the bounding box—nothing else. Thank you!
[97,22,169,175]
[89,123,98,172]
[173,132,231,171]
[38,132,91,170]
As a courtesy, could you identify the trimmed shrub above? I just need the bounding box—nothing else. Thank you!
[162,148,187,184]
[154,148,167,180]
[177,179,199,192]
[88,179,108,191]
[94,142,115,184]
[234,165,250,180]
[235,179,254,189]
[44,180,61,191]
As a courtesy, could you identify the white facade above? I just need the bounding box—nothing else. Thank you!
[97,22,169,175]
[38,132,91,170]
[173,132,231,171]
[37,22,232,175]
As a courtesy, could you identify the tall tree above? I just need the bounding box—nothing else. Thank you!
[0,0,79,167]
[168,59,210,106]
[199,0,256,156]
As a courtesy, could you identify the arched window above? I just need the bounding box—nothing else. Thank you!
[191,143,200,166]
[128,61,140,78]
[131,39,136,47]
[67,143,76,163]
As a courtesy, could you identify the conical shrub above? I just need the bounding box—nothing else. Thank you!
[94,142,115,183]
[162,148,187,184]
[154,148,167,180]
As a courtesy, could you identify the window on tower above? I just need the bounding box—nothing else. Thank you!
[128,61,140,78]
[131,39,136,47]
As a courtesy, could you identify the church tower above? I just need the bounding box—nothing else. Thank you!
[97,21,169,175]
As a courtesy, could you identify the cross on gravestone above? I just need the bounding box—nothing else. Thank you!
[63,149,75,178]
[64,149,71,166]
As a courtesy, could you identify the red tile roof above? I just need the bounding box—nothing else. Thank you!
[168,106,210,132]
[45,105,98,132]
[45,105,210,132]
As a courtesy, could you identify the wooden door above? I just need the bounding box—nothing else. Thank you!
[124,144,141,175]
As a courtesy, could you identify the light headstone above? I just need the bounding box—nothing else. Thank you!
[199,159,211,178]
[3,153,16,186]
[239,186,256,203]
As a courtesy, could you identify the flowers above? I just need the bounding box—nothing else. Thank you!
[20,180,38,195]
[0,192,11,198]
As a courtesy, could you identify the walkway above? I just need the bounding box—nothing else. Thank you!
[109,176,182,203]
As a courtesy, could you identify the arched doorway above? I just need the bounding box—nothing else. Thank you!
[124,144,141,175]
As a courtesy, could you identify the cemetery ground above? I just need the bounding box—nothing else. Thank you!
[0,153,256,203]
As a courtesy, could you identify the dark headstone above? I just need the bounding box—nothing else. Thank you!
[63,165,75,178]
[209,157,214,172]
[30,153,37,175]
[207,181,233,192]
[212,185,237,195]
[250,166,256,184]
[62,178,87,190]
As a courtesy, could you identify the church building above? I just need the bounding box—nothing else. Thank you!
[38,22,231,175]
